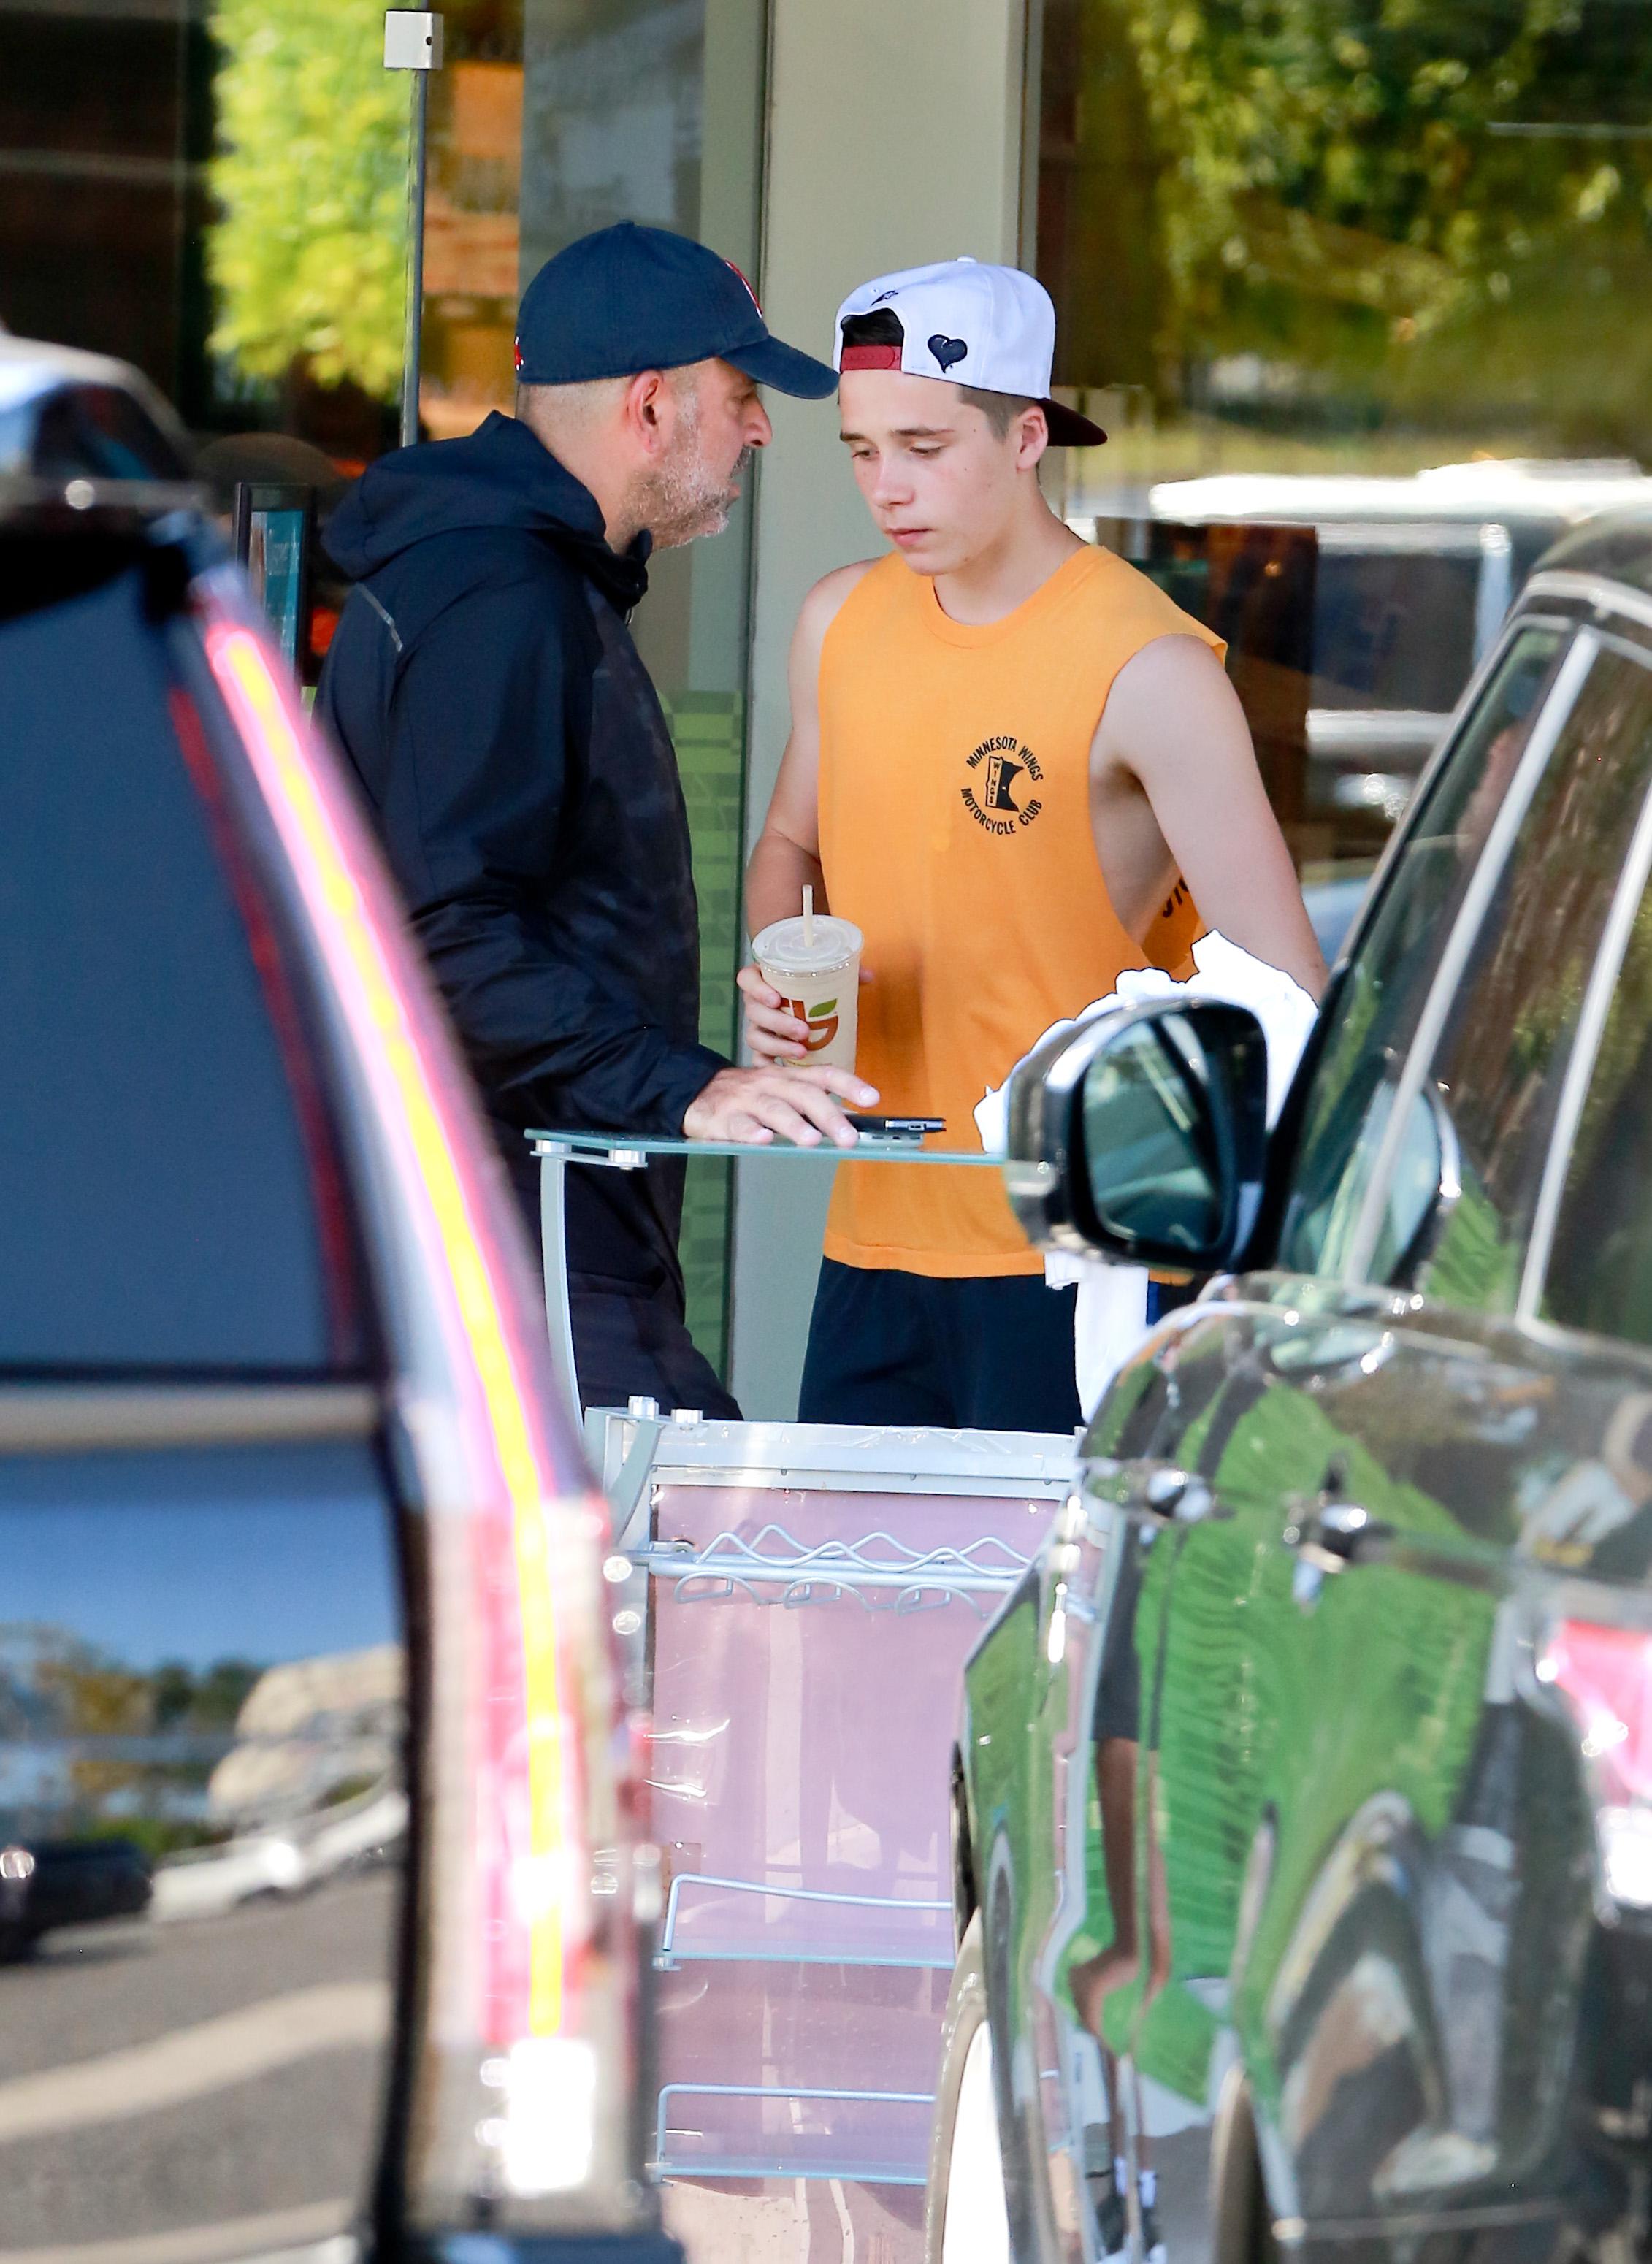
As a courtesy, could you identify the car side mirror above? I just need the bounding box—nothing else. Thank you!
[1003,999,1270,1274]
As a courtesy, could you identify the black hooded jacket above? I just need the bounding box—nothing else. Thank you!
[318,411,728,1299]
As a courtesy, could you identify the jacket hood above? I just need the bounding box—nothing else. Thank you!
[323,410,649,608]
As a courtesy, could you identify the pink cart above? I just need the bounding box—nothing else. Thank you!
[535,1133,1074,2261]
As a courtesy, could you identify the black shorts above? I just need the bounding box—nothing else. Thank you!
[797,1259,1083,1433]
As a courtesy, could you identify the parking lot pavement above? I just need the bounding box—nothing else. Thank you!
[0,1870,394,2262]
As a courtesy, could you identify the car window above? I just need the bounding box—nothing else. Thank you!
[1541,821,1652,1347]
[1277,624,1568,1277]
[1407,649,1652,1312]
[0,556,359,1371]
[0,1434,402,2252]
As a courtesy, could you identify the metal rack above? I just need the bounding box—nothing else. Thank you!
[654,2082,937,2187]
[532,1130,1076,2195]
[581,1406,1070,2192]
[655,1873,954,1971]
[637,1518,1036,1615]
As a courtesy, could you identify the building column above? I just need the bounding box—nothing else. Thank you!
[729,0,1034,1418]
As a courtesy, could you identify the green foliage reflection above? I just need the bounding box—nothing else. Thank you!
[208,0,410,399]
[1049,0,1652,451]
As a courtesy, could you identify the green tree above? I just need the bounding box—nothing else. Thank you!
[208,0,410,399]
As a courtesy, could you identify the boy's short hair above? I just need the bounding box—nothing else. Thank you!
[838,310,1038,439]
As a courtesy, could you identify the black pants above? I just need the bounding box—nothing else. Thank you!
[510,1152,740,1420]
[798,1259,1083,1433]
[570,1280,741,1419]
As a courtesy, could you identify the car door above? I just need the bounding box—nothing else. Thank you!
[1006,1298,1250,2264]
[0,543,408,2264]
[1065,611,1652,2264]
[1228,619,1652,2247]
[1055,1302,1307,2264]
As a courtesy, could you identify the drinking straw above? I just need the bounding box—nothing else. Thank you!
[803,883,815,952]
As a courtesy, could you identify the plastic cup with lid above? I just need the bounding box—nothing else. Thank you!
[752,911,863,1071]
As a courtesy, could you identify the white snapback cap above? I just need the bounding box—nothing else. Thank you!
[833,257,1106,446]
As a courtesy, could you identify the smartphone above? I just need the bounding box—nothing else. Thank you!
[846,1114,946,1140]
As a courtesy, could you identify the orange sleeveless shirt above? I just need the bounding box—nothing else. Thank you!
[817,542,1225,1277]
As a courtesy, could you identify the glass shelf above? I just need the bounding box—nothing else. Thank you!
[527,1128,1001,1167]
[528,1126,1008,1425]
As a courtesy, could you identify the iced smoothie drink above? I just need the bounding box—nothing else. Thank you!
[752,911,863,1072]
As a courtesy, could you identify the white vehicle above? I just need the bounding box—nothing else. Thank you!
[1075,459,1652,852]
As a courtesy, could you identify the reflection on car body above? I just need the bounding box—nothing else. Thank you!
[933,518,1652,2264]
[150,1641,407,1921]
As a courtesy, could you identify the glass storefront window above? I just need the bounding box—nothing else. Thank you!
[1036,0,1652,882]
[0,0,760,1370]
[0,0,410,681]
[419,0,766,1377]
[0,0,408,464]
[421,11,524,443]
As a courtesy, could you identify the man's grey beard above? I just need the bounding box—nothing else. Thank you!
[638,391,751,548]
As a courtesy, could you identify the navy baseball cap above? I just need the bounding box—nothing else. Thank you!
[515,222,837,399]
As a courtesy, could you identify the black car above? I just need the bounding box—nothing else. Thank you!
[933,512,1652,2264]
[0,340,674,2264]
[0,1837,153,1957]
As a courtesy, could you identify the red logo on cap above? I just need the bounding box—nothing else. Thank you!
[513,337,524,373]
[727,259,762,318]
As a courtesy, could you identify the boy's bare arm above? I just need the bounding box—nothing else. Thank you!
[743,562,878,1058]
[745,561,876,930]
[1093,635,1328,1001]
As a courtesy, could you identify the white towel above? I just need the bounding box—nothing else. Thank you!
[974,932,1318,1415]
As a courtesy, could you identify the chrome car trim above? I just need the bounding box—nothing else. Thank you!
[1524,567,1652,638]
[1344,632,1599,1284]
[1589,623,1652,674]
[1304,611,1577,987]
[1521,678,1652,1322]
[0,1382,380,1453]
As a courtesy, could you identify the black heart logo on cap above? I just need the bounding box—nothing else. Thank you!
[928,334,968,372]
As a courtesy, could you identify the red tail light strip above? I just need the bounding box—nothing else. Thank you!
[1538,1614,1652,1909]
[1539,1618,1652,1804]
[202,619,586,2043]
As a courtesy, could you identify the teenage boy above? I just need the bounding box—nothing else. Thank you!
[741,257,1325,1431]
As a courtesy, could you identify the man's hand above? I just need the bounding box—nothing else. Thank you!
[684,1062,879,1147]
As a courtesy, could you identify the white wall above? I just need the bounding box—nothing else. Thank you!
[727,0,1032,1417]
